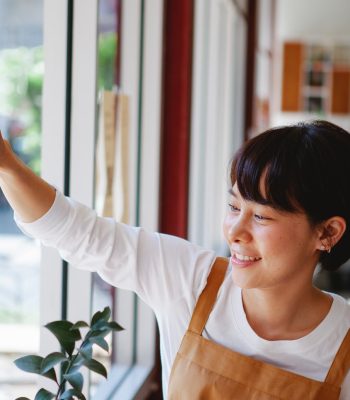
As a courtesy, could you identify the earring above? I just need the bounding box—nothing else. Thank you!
[321,239,332,254]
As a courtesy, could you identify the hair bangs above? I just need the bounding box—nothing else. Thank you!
[231,128,302,213]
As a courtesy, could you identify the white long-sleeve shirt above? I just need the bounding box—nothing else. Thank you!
[15,190,350,398]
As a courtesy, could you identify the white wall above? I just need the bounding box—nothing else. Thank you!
[256,0,274,101]
[276,0,350,41]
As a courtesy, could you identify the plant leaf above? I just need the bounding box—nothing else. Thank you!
[60,388,86,400]
[90,320,109,331]
[66,353,86,374]
[45,321,81,356]
[79,342,93,360]
[41,352,67,373]
[61,356,83,376]
[64,362,81,375]
[34,388,55,400]
[83,358,107,378]
[88,323,124,340]
[107,321,124,331]
[91,306,111,327]
[14,355,58,383]
[14,355,43,374]
[90,319,123,332]
[61,360,70,375]
[90,336,109,352]
[63,371,84,391]
[86,329,110,340]
[70,321,89,330]
[42,367,57,383]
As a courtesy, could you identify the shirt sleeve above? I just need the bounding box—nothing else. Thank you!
[14,190,216,312]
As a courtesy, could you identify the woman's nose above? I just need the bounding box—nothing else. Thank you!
[226,217,251,243]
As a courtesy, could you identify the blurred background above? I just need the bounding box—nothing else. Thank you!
[0,0,349,399]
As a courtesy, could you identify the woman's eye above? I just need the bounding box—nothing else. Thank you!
[228,203,239,212]
[254,214,267,221]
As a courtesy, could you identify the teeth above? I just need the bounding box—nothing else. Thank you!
[234,253,260,262]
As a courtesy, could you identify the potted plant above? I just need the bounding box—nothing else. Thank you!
[14,306,123,400]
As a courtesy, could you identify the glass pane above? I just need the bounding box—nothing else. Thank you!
[90,0,121,397]
[0,1,43,398]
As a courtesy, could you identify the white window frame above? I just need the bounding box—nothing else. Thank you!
[40,2,70,393]
[41,0,163,398]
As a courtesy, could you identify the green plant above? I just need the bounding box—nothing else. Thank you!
[14,306,123,400]
[0,46,44,175]
[98,32,117,90]
[0,33,116,178]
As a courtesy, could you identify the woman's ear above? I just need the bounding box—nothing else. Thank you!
[317,216,347,252]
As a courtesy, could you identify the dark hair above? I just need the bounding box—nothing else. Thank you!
[230,120,350,271]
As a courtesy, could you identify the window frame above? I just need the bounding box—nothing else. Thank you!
[42,0,164,397]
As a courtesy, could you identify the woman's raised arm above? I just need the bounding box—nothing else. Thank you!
[0,131,56,223]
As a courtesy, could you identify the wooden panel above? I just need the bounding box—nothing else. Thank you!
[281,42,303,111]
[244,0,257,139]
[159,0,194,238]
[331,69,350,114]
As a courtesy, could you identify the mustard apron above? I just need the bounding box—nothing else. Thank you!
[168,257,350,399]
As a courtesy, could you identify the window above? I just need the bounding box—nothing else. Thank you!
[0,1,43,398]
[91,1,164,397]
[41,1,164,398]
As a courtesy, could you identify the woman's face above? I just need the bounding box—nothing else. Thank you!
[223,183,321,290]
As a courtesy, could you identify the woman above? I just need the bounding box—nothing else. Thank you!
[1,120,349,399]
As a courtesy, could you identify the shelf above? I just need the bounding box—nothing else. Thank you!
[302,86,329,96]
[282,41,350,115]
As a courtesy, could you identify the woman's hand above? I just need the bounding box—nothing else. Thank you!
[0,130,56,222]
[0,131,15,172]
[0,130,6,155]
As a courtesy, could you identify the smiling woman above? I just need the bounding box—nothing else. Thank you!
[223,121,349,345]
[0,120,350,399]
[230,121,350,270]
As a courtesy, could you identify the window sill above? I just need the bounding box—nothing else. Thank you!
[92,363,153,400]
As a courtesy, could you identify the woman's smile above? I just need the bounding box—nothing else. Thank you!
[230,251,262,267]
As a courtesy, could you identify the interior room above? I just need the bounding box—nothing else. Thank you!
[0,0,349,398]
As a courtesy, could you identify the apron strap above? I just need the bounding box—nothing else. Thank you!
[188,257,229,335]
[324,329,350,387]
